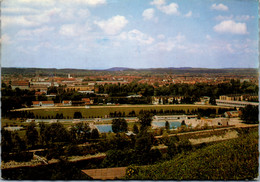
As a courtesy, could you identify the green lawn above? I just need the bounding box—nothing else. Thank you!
[15,104,229,119]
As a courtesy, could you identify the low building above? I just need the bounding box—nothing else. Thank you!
[224,110,242,118]
[82,98,94,105]
[11,81,29,90]
[32,101,54,107]
[216,99,258,108]
[62,100,72,106]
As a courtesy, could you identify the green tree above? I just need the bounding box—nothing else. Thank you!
[209,97,216,105]
[112,118,128,133]
[91,128,100,139]
[73,112,82,119]
[135,131,153,153]
[73,122,91,143]
[46,122,70,144]
[165,120,170,132]
[181,120,186,126]
[133,123,139,134]
[39,122,47,146]
[138,111,153,131]
[240,105,259,124]
[1,128,14,153]
[26,122,39,148]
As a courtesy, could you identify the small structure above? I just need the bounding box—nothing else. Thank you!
[195,96,210,105]
[127,94,142,98]
[224,110,241,118]
[26,119,35,122]
[32,101,54,107]
[82,98,94,105]
[62,100,72,106]
[4,126,23,131]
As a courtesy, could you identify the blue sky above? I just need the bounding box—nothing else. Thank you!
[1,0,258,69]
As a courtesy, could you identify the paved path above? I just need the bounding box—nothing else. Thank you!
[82,167,127,180]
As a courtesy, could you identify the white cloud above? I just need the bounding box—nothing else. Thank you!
[235,15,252,21]
[0,34,12,44]
[184,11,192,17]
[158,3,179,15]
[211,3,228,11]
[157,34,165,39]
[214,20,248,34]
[74,0,106,6]
[226,44,234,53]
[119,29,154,45]
[142,8,155,20]
[152,33,186,51]
[2,7,38,14]
[77,9,91,18]
[17,0,55,6]
[2,16,40,27]
[151,0,180,15]
[150,0,165,6]
[59,24,78,36]
[94,15,128,35]
[59,23,91,37]
[17,26,54,37]
[206,34,212,40]
[215,15,253,21]
[215,15,233,21]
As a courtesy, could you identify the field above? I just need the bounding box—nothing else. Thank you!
[13,104,230,119]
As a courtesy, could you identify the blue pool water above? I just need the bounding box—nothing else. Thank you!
[153,121,181,129]
[95,124,113,133]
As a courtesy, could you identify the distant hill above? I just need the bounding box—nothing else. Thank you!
[105,67,132,71]
[1,67,258,77]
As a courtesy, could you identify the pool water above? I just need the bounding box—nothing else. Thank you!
[95,124,112,133]
[153,121,181,129]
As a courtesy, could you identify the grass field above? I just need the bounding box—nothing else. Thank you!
[13,104,230,119]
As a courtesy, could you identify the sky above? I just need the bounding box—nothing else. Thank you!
[1,0,259,69]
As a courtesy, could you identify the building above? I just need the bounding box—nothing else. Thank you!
[216,99,258,108]
[195,96,210,105]
[32,101,54,107]
[219,94,258,102]
[82,98,94,105]
[224,110,242,118]
[62,100,72,106]
[11,81,29,90]
[152,96,182,105]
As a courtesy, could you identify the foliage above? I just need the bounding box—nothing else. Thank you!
[91,128,100,139]
[45,122,70,145]
[70,122,91,143]
[26,121,39,148]
[73,112,82,119]
[165,121,170,131]
[112,118,128,133]
[125,131,259,180]
[133,123,139,134]
[181,120,186,125]
[138,111,153,131]
[240,105,259,124]
[135,130,153,153]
